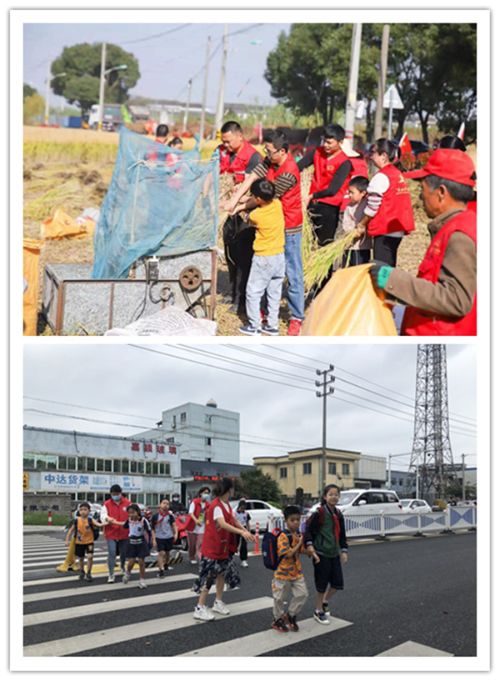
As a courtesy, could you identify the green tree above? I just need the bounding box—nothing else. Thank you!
[50,43,140,115]
[236,469,283,505]
[23,93,45,125]
[23,83,37,100]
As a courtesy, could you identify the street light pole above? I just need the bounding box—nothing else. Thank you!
[461,453,466,502]
[344,23,362,142]
[98,42,107,131]
[183,78,192,133]
[214,24,229,137]
[374,24,390,139]
[315,365,335,498]
[200,35,212,142]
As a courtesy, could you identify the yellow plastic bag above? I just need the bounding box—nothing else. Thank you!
[301,264,397,336]
[23,238,43,336]
[40,208,95,240]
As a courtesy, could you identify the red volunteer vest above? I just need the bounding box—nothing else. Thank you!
[185,497,205,532]
[402,210,477,336]
[201,498,236,560]
[368,164,415,237]
[219,140,261,184]
[340,157,370,212]
[103,496,131,541]
[266,154,303,229]
[310,149,351,207]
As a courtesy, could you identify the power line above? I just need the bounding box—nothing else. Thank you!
[120,24,191,45]
[24,396,152,423]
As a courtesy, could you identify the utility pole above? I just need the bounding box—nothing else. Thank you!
[98,42,107,131]
[214,24,229,137]
[199,35,212,142]
[461,453,466,502]
[374,24,390,140]
[344,23,362,142]
[183,78,192,133]
[44,64,51,126]
[315,365,335,498]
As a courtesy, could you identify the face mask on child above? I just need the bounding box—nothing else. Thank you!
[111,494,121,502]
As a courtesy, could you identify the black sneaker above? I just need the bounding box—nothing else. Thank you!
[286,614,299,632]
[158,569,165,578]
[271,617,289,633]
[313,609,330,625]
[84,572,93,582]
[322,601,330,614]
[78,570,85,581]
[239,324,262,336]
[261,324,279,336]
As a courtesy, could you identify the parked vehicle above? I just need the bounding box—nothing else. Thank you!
[88,103,124,131]
[230,499,283,532]
[174,512,190,551]
[400,498,433,514]
[307,489,403,517]
[72,502,103,520]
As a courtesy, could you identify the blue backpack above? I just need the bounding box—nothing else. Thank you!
[262,528,291,570]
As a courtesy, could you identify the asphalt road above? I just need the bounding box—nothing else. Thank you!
[22,530,476,657]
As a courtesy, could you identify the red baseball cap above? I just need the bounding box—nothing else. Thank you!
[404,148,476,187]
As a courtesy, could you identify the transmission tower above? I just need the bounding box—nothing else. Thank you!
[409,345,454,500]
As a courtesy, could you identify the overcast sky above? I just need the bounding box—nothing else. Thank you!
[23,22,291,110]
[22,343,477,471]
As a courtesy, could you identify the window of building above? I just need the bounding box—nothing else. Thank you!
[23,454,35,470]
[58,456,67,470]
[163,463,170,476]
[67,457,77,471]
[146,462,152,475]
[328,462,337,475]
[303,463,312,475]
[391,477,396,486]
[342,464,350,475]
[279,467,288,479]
[205,414,213,425]
[36,458,47,470]
[95,493,105,503]
[166,437,175,444]
[399,478,403,487]
[113,460,121,474]
[96,459,104,472]
[146,493,154,507]
[122,460,129,474]
[172,415,176,429]
[87,492,95,502]
[104,459,112,473]
[87,458,95,472]
[152,462,159,476]
[77,457,86,471]
[130,493,138,503]
[205,437,212,446]
[130,460,138,473]
[180,412,187,424]
[137,461,145,474]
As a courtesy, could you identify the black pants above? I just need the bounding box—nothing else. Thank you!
[239,536,248,561]
[342,249,371,268]
[373,235,402,267]
[223,215,255,313]
[308,202,340,247]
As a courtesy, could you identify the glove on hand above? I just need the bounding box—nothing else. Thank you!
[369,260,394,289]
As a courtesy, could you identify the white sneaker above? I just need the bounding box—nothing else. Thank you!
[138,580,147,589]
[212,599,230,616]
[122,572,130,584]
[193,605,215,622]
[190,559,198,565]
[241,560,249,567]
[107,574,115,584]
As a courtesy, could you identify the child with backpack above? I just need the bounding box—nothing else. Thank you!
[304,484,349,624]
[151,498,180,577]
[108,503,152,589]
[264,505,308,633]
[65,501,107,582]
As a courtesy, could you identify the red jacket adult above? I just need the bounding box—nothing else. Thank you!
[103,496,131,541]
[219,140,261,184]
[185,496,207,532]
[368,164,415,237]
[266,154,303,229]
[201,498,237,560]
[402,210,477,336]
[310,148,351,207]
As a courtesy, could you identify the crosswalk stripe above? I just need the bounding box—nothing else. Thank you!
[24,583,201,626]
[179,615,353,656]
[23,596,274,656]
[23,558,110,568]
[23,573,198,603]
[24,550,107,559]
[23,565,166,587]
[377,641,454,657]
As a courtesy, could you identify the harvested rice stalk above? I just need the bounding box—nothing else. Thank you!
[303,231,356,292]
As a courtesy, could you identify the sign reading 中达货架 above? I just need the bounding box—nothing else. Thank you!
[40,473,143,493]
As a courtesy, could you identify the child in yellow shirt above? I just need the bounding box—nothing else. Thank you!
[240,178,285,336]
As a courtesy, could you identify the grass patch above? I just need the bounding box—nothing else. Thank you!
[25,141,119,164]
[24,512,69,526]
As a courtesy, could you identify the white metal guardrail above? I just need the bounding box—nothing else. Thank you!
[268,506,476,538]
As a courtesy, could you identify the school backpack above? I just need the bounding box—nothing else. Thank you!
[262,528,291,570]
[74,516,99,541]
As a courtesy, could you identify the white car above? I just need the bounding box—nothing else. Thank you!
[400,499,433,514]
[307,489,403,516]
[230,499,283,532]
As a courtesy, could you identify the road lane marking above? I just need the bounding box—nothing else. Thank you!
[23,565,175,587]
[180,616,353,656]
[377,641,454,656]
[23,573,198,602]
[23,596,273,656]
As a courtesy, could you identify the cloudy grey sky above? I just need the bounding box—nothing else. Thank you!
[23,22,291,109]
[23,343,477,471]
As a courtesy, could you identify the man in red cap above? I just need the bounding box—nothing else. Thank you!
[369,148,477,336]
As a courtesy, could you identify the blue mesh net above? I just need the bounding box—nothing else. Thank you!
[92,127,219,279]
